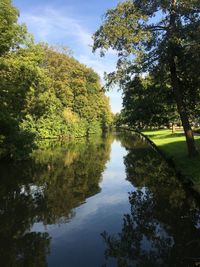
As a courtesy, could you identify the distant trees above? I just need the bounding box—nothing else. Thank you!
[93,0,200,156]
[0,0,113,159]
[20,44,113,140]
[121,75,179,129]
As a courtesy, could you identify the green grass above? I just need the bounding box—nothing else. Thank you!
[142,129,200,190]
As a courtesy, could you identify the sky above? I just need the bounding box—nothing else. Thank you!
[13,0,123,113]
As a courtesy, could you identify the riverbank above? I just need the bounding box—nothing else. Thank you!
[142,129,200,191]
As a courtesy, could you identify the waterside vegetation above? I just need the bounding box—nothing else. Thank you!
[93,0,200,157]
[0,0,113,160]
[93,0,200,188]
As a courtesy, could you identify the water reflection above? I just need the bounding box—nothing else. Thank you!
[103,134,200,267]
[0,134,113,267]
[2,132,200,267]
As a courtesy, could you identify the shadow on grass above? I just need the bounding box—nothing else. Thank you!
[157,139,200,188]
[147,133,185,139]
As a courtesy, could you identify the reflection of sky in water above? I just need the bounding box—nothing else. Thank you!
[31,139,134,267]
[3,134,200,266]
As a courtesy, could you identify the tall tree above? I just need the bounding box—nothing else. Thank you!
[93,0,200,156]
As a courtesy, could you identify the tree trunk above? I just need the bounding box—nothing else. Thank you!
[168,0,198,157]
[172,123,176,134]
[169,55,198,157]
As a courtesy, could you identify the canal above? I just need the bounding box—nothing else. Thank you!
[1,132,200,266]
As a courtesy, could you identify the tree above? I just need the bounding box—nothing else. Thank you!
[0,0,113,160]
[121,75,179,129]
[0,43,51,158]
[0,0,27,56]
[0,42,113,160]
[93,0,200,156]
[41,45,113,136]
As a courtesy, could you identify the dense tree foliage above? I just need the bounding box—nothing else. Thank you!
[0,0,27,56]
[19,44,113,140]
[121,75,179,128]
[0,0,113,159]
[93,0,200,156]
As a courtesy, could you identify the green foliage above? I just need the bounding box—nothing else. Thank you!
[121,75,180,128]
[93,0,200,156]
[42,45,113,132]
[0,0,27,56]
[0,2,113,159]
[113,112,125,128]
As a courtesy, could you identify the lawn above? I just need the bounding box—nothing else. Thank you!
[142,129,200,190]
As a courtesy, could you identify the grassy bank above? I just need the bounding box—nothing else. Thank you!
[142,129,200,190]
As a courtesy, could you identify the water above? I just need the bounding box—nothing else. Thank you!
[1,132,200,267]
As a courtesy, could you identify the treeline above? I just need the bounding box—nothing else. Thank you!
[93,0,200,157]
[116,69,200,130]
[117,75,180,129]
[0,0,113,159]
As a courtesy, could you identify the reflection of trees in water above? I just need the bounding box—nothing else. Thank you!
[103,136,200,267]
[0,134,113,267]
[30,134,113,224]
[0,170,51,267]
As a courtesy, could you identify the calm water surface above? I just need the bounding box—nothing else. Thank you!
[1,133,200,267]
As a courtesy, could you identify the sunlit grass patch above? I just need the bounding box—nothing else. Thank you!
[142,129,200,191]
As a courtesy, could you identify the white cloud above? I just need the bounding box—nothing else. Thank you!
[20,7,90,45]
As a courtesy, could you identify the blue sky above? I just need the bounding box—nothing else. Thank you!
[13,0,123,113]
